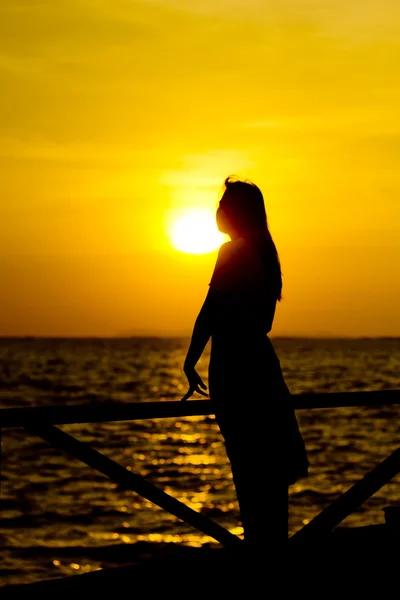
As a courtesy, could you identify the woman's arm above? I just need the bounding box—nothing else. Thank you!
[181,289,214,401]
[184,289,213,371]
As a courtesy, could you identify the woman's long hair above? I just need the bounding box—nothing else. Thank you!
[219,176,283,301]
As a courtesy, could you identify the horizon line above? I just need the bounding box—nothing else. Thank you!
[1,335,399,341]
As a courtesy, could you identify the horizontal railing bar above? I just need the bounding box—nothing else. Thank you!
[1,390,400,429]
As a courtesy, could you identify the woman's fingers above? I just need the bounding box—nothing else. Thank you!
[184,368,207,391]
[181,369,208,401]
[180,388,193,402]
[196,388,208,397]
[194,373,207,390]
[180,383,208,401]
[193,381,208,397]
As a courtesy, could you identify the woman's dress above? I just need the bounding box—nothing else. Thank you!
[207,237,309,542]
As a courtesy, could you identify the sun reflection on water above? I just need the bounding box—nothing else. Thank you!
[173,454,216,466]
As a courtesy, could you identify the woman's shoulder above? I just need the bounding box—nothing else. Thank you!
[218,237,262,269]
[217,237,246,262]
[210,238,262,291]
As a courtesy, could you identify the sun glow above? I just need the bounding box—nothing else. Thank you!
[168,209,226,254]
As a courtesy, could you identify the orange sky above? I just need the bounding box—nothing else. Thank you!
[1,1,400,337]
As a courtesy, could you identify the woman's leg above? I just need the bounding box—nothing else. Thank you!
[219,417,289,552]
[229,450,288,550]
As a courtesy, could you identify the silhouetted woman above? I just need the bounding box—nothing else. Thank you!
[181,176,308,551]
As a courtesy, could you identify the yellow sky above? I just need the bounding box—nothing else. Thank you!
[1,0,400,337]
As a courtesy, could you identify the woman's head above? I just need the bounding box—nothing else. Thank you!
[217,176,283,301]
[216,176,268,237]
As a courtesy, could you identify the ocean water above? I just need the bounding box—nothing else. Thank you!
[0,336,399,587]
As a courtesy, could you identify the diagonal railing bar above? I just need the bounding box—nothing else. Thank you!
[291,447,400,541]
[24,424,242,548]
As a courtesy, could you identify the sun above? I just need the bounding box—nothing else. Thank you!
[169,208,226,254]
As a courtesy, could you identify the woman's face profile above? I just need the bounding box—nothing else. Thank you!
[216,204,230,234]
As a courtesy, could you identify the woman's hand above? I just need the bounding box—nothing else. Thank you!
[181,367,208,401]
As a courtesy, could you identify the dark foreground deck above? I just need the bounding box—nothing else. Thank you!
[2,524,399,598]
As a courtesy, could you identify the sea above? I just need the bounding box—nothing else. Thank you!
[1,336,399,587]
